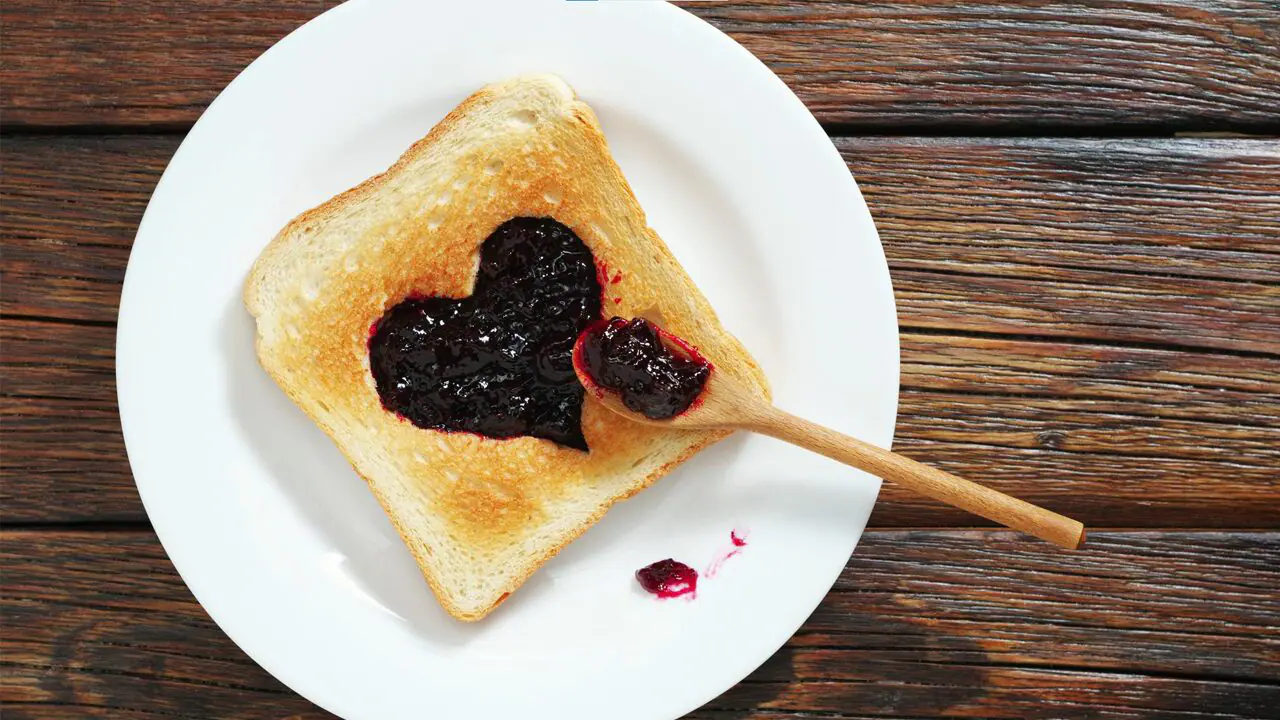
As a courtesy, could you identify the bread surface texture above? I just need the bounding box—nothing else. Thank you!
[244,74,768,621]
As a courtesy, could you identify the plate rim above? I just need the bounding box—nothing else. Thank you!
[116,1,900,717]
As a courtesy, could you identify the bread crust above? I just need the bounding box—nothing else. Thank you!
[245,75,768,621]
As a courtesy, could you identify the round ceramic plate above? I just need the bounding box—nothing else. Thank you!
[117,1,898,718]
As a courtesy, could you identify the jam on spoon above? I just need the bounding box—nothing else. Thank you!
[577,316,711,420]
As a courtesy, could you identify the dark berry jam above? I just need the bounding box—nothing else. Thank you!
[636,559,698,599]
[368,217,601,450]
[577,317,711,420]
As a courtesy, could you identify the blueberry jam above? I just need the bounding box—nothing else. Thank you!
[636,559,698,599]
[368,217,602,450]
[578,317,711,420]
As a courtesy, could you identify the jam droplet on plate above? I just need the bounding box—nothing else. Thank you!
[578,316,711,420]
[635,558,698,599]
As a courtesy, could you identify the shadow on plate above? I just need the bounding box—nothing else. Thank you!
[222,296,510,646]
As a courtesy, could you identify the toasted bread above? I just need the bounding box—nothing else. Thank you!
[244,74,768,621]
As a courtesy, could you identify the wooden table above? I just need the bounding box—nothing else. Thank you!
[3,2,1279,718]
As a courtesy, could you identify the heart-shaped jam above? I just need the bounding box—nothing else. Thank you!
[369,217,602,450]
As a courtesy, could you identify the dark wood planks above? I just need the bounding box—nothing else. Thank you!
[849,137,1280,354]
[3,529,1277,719]
[2,0,1278,130]
[2,137,157,323]
[1,529,325,719]
[4,135,1278,525]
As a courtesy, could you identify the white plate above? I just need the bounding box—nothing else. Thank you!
[117,1,898,718]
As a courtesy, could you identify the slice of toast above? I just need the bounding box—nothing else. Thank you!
[245,74,769,621]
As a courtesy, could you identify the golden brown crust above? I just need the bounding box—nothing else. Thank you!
[244,75,770,621]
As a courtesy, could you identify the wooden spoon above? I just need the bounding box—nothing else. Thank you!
[574,335,1086,550]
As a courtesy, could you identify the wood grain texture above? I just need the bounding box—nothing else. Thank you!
[3,135,1278,525]
[848,137,1280,354]
[3,529,1277,719]
[2,0,1278,130]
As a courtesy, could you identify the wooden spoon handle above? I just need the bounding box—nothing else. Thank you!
[740,404,1086,549]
